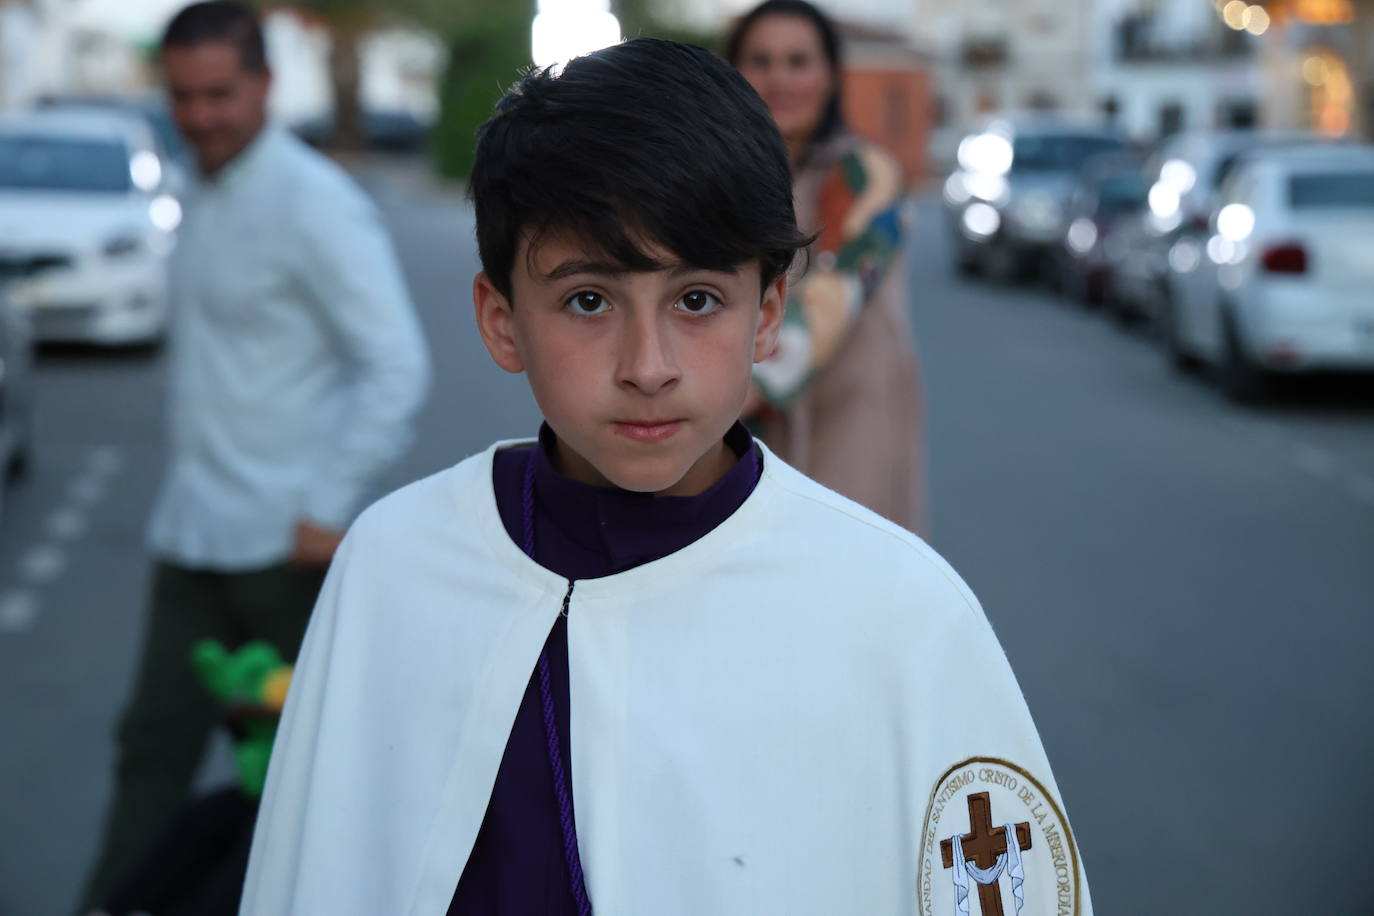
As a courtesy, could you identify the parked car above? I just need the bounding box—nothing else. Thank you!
[1113,129,1321,326]
[0,109,180,347]
[943,118,1125,281]
[0,281,35,524]
[36,93,189,173]
[1055,153,1150,308]
[1161,144,1374,401]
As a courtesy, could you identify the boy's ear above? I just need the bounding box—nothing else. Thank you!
[473,272,525,374]
[753,273,787,363]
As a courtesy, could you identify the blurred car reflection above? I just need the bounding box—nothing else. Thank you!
[0,109,180,347]
[1163,144,1374,401]
[0,281,34,522]
[1116,129,1319,329]
[944,118,1125,282]
[1055,153,1150,310]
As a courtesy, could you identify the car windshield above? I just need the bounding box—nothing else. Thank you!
[1289,171,1374,209]
[1095,174,1150,215]
[0,134,131,192]
[1013,135,1123,173]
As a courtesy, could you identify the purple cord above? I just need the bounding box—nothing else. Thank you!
[522,453,593,916]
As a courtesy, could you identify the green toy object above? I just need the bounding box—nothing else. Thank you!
[191,639,294,799]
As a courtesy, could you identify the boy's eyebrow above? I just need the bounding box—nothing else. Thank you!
[542,259,631,281]
[542,258,741,282]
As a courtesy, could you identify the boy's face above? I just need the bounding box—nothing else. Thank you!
[474,231,785,496]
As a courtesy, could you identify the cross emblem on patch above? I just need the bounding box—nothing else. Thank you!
[940,791,1032,916]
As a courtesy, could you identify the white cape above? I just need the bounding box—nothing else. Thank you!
[241,441,1092,915]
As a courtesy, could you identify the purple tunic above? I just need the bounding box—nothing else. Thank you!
[448,424,761,914]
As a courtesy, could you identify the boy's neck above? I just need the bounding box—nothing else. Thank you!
[550,435,737,498]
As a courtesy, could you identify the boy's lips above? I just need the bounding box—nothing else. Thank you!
[612,419,684,443]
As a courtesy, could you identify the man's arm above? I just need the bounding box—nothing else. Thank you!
[291,175,431,545]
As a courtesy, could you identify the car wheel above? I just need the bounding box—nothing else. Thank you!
[1219,313,1269,403]
[7,437,30,482]
[950,235,980,278]
[6,400,33,482]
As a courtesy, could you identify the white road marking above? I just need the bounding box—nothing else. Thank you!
[89,445,125,478]
[45,507,88,541]
[67,475,107,507]
[1,443,125,635]
[1292,444,1338,480]
[1226,418,1374,511]
[19,545,66,584]
[0,589,39,632]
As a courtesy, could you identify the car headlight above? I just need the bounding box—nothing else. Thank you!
[150,195,183,233]
[104,233,143,258]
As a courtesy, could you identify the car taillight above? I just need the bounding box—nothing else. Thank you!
[1262,243,1307,274]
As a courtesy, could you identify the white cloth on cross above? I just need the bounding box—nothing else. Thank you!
[950,824,1026,916]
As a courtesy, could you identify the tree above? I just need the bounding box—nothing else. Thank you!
[260,0,475,151]
[268,0,720,166]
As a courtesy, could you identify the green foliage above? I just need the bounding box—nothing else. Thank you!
[427,0,720,179]
[429,7,532,180]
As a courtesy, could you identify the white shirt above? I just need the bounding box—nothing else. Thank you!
[241,441,1092,915]
[148,126,430,571]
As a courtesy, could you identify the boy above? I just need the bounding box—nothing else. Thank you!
[242,40,1092,915]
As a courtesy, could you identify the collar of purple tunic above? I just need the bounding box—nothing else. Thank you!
[519,421,761,581]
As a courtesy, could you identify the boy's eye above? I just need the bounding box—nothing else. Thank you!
[566,291,609,315]
[675,290,722,315]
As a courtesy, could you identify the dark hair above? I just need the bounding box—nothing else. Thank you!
[161,1,268,74]
[469,39,811,301]
[725,0,845,146]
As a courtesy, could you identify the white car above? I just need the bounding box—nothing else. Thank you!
[1161,144,1374,400]
[1125,130,1320,326]
[0,109,181,346]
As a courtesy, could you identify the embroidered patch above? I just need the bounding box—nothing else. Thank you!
[917,758,1081,916]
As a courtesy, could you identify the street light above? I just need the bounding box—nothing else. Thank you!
[532,0,621,71]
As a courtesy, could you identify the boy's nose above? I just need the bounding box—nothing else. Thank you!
[616,314,679,396]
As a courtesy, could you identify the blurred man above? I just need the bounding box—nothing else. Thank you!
[80,2,429,910]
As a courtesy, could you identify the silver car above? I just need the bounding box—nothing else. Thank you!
[944,118,1125,282]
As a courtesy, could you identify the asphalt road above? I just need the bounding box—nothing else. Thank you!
[0,165,1370,915]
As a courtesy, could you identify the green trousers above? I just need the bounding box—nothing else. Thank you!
[79,561,325,913]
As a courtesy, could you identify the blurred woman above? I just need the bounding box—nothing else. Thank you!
[728,0,924,532]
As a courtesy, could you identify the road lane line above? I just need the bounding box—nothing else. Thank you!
[89,445,125,478]
[19,545,66,584]
[0,589,39,632]
[67,475,107,507]
[45,507,88,541]
[1292,444,1338,480]
[1,443,126,635]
